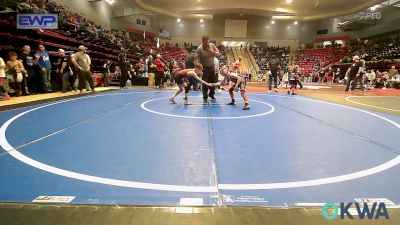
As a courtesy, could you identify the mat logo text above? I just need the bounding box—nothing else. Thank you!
[322,202,389,220]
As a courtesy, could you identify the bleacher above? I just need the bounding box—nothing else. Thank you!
[250,46,290,74]
[0,0,193,92]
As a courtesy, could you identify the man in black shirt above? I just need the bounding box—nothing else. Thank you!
[268,55,279,92]
[19,45,37,94]
[118,52,128,89]
[345,55,363,92]
[57,49,73,93]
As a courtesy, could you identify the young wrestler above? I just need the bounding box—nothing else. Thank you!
[219,65,229,90]
[6,52,26,97]
[287,65,300,95]
[223,66,250,110]
[278,69,289,89]
[169,63,212,105]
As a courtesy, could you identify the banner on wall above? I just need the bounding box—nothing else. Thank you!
[17,14,58,29]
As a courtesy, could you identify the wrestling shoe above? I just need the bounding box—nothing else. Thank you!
[169,97,177,104]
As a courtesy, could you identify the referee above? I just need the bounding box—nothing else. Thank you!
[195,36,220,103]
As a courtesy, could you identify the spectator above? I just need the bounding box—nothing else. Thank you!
[118,52,128,89]
[103,59,112,87]
[19,45,37,95]
[147,55,156,88]
[57,49,73,93]
[71,45,95,93]
[268,55,279,92]
[155,54,165,89]
[388,66,398,79]
[345,55,364,92]
[35,44,52,92]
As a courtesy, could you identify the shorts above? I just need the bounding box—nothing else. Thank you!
[289,79,297,87]
[173,74,184,85]
[230,80,246,91]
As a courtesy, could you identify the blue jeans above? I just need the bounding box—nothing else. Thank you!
[40,69,52,92]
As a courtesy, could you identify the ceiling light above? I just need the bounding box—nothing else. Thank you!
[286,0,292,3]
[106,0,114,4]
[265,25,270,29]
[294,21,298,25]
[287,26,291,29]
[272,15,294,19]
[200,19,204,23]
[177,18,181,22]
[271,20,275,24]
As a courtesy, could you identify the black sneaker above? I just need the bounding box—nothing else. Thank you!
[210,96,216,101]
[227,101,235,105]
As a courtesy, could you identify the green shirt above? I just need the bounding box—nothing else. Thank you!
[388,69,398,78]
[73,53,90,71]
[196,43,219,67]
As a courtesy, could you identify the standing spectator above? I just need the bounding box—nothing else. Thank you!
[118,52,128,89]
[268,55,279,92]
[155,54,165,89]
[137,59,145,77]
[147,55,156,88]
[185,50,196,69]
[345,55,363,92]
[128,62,135,85]
[196,35,220,103]
[327,67,334,85]
[71,45,95,93]
[368,69,376,85]
[19,45,37,95]
[57,49,72,93]
[318,68,325,83]
[35,44,52,92]
[0,56,10,100]
[388,66,398,80]
[335,68,342,83]
[103,59,112,87]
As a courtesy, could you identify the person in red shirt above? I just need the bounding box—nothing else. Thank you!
[169,63,212,105]
[154,54,165,89]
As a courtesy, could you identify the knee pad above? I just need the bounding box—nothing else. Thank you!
[184,86,190,93]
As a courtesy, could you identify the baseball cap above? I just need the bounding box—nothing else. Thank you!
[78,45,88,50]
